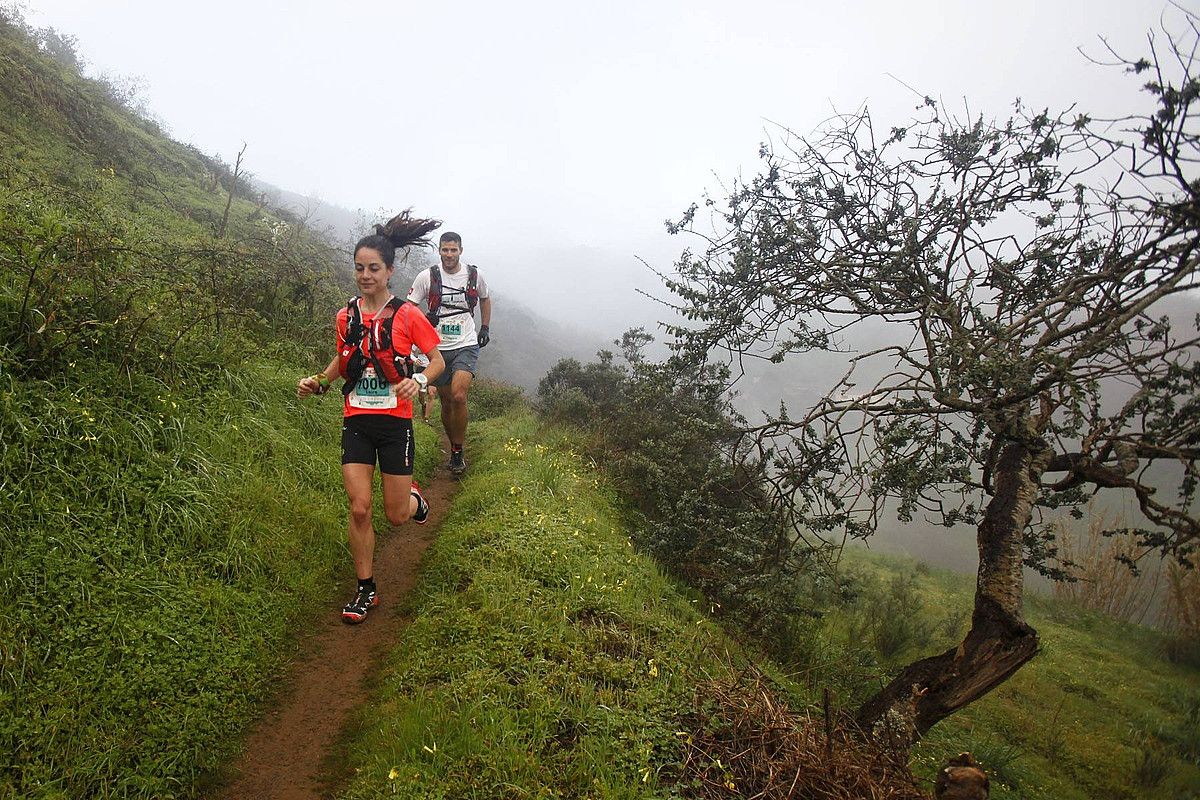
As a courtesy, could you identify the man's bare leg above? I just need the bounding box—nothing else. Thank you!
[439,370,474,472]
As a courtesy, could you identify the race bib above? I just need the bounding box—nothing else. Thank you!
[440,320,463,338]
[348,367,397,410]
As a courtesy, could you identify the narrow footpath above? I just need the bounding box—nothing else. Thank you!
[215,453,458,800]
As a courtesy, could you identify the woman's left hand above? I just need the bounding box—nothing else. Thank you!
[392,378,421,401]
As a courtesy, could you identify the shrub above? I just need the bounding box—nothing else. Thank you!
[968,735,1029,793]
[866,573,936,661]
[1162,562,1200,668]
[537,329,827,652]
[1050,507,1163,625]
[468,376,525,421]
[1131,732,1174,790]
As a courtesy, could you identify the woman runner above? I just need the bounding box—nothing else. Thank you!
[297,211,444,623]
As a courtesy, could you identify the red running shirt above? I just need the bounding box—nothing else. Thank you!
[336,300,440,419]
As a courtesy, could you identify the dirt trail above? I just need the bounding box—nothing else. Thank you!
[214,453,457,800]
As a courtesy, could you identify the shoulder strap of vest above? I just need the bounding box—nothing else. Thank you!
[428,265,443,312]
[339,296,366,392]
[345,296,365,343]
[367,297,414,384]
[466,265,478,311]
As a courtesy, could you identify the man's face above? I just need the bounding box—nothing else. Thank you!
[439,241,462,272]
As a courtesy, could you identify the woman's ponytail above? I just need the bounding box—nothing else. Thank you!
[354,209,441,267]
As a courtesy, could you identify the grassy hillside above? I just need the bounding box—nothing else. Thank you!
[0,10,409,796]
[333,398,1200,798]
[334,401,926,799]
[338,400,738,797]
[4,9,1196,799]
[0,11,345,376]
[798,549,1200,799]
[4,370,340,796]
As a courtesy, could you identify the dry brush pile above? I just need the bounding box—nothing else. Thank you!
[675,667,931,799]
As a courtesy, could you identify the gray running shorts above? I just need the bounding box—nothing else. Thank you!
[433,345,480,387]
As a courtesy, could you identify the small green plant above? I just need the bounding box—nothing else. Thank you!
[1131,732,1174,790]
[1039,696,1069,762]
[867,573,934,661]
[970,735,1028,793]
[468,376,525,420]
[1160,690,1200,766]
[1161,562,1200,669]
[937,606,970,640]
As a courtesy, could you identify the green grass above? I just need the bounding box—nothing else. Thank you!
[822,549,1200,800]
[9,365,1189,799]
[0,12,433,797]
[0,363,442,799]
[336,408,749,799]
[333,409,1200,799]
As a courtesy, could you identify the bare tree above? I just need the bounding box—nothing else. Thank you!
[216,142,248,240]
[663,18,1200,747]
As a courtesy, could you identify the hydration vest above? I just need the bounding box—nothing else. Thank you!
[338,296,415,396]
[426,264,479,325]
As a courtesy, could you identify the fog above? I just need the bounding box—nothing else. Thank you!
[20,0,1188,574]
[23,0,1170,337]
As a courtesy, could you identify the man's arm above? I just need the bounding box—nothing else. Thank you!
[406,269,430,307]
[477,297,492,347]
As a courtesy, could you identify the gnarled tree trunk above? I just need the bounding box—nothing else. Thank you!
[855,438,1047,748]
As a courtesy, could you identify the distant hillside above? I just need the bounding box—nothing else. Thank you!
[256,186,610,393]
[0,11,349,370]
[253,181,362,249]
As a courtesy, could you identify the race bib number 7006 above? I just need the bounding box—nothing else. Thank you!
[348,367,397,409]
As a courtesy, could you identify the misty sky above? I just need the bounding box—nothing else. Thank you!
[20,0,1178,334]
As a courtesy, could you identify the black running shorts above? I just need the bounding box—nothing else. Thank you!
[341,415,414,475]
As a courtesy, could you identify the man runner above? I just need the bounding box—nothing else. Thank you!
[407,231,492,474]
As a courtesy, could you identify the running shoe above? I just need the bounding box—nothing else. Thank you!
[341,586,378,624]
[448,450,467,475]
[411,481,430,524]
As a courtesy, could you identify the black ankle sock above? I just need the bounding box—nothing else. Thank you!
[358,577,375,592]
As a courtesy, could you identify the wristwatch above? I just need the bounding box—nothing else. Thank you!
[413,372,428,389]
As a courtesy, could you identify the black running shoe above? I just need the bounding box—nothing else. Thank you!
[341,587,378,624]
[448,450,467,475]
[411,481,430,524]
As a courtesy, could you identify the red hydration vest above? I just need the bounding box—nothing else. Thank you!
[426,264,479,324]
[338,296,415,395]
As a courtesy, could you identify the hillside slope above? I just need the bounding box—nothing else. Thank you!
[323,400,1199,799]
[332,400,930,799]
[0,13,375,797]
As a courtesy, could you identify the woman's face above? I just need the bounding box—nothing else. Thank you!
[353,247,393,295]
